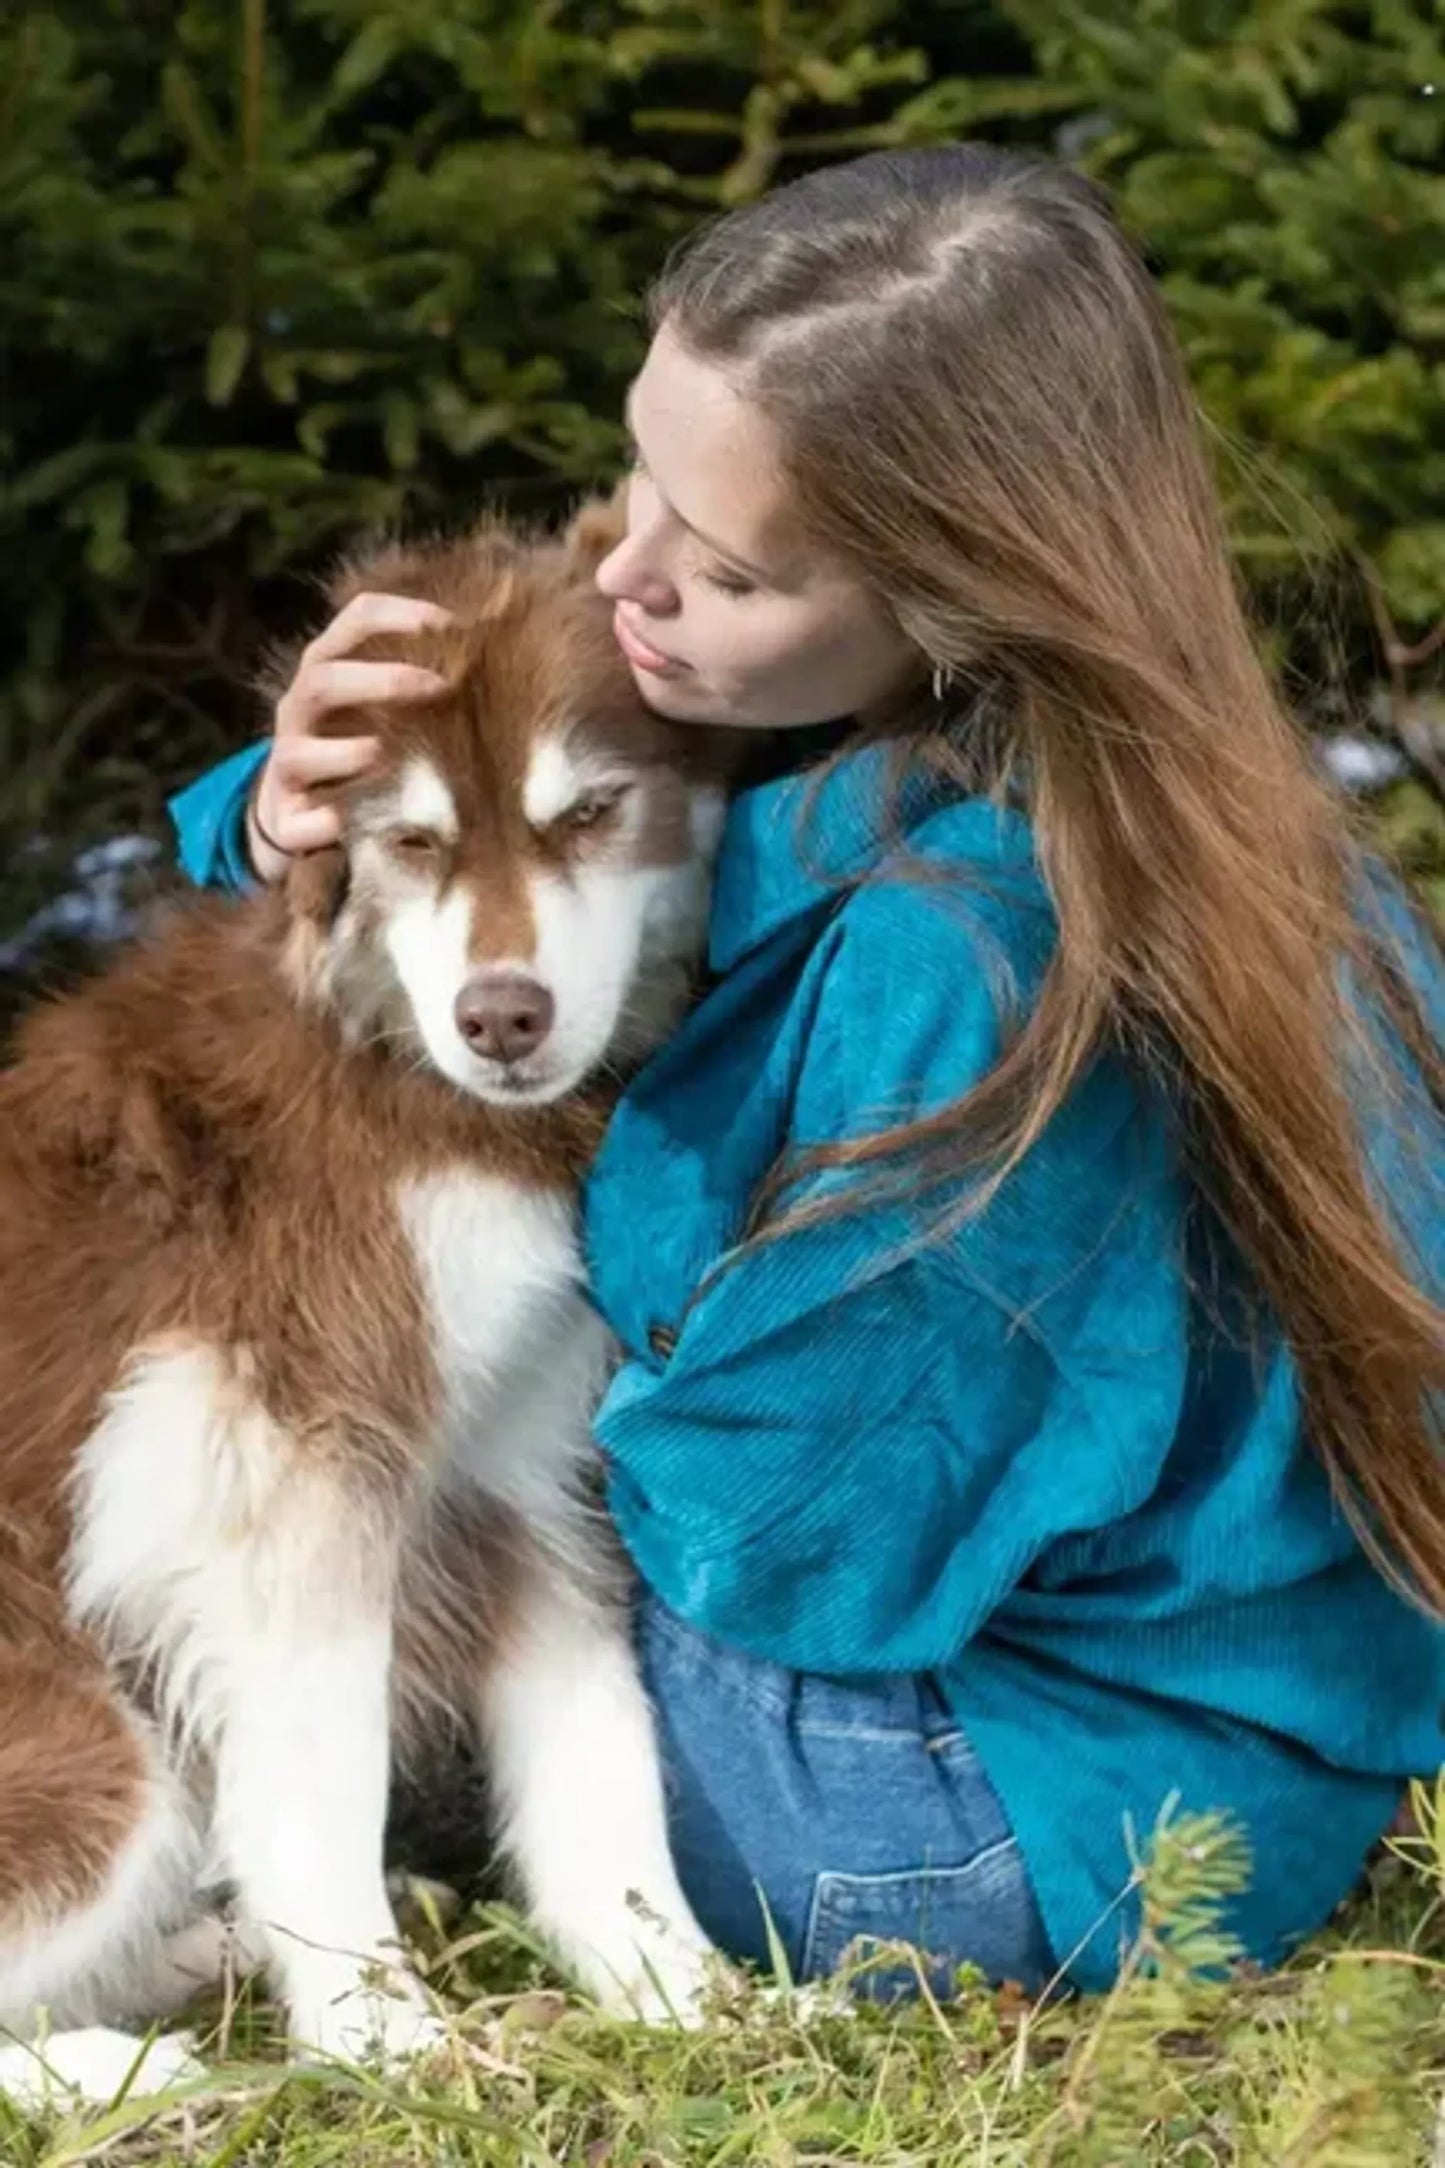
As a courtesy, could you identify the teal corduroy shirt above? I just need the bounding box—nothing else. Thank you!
[169,730,1445,1989]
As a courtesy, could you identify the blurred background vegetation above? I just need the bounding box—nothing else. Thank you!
[3,0,1444,1016]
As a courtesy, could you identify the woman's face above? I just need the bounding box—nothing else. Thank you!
[592,322,921,731]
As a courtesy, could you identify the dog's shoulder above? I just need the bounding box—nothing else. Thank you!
[0,891,287,1226]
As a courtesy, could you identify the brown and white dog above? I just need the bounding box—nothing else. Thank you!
[0,498,735,2107]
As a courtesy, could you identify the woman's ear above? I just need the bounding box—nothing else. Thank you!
[559,481,628,576]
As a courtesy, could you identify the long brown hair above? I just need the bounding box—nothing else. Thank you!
[644,143,1445,1612]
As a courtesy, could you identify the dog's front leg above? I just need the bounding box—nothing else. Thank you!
[479,1564,718,2023]
[210,1554,442,2066]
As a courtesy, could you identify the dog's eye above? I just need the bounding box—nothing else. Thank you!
[390,827,445,860]
[563,789,627,832]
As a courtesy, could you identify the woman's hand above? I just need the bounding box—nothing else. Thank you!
[247,592,454,882]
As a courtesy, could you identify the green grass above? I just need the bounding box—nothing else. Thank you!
[4,1795,1445,2168]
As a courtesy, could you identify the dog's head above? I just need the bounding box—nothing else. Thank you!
[273,496,737,1108]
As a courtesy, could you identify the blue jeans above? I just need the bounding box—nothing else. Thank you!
[635,1594,1055,2001]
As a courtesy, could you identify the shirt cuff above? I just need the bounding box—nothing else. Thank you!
[167,741,268,893]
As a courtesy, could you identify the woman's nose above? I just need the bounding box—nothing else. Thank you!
[593,532,678,616]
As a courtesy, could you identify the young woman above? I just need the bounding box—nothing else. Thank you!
[170,143,1445,2000]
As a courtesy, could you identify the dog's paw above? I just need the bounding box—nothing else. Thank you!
[0,2026,203,2112]
[611,1955,714,2029]
[580,1921,726,2029]
[290,1976,449,2071]
[150,1909,268,2011]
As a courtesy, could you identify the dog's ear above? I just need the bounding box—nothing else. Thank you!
[286,844,350,931]
[321,530,484,633]
[280,844,351,1008]
[559,483,628,577]
[324,531,434,616]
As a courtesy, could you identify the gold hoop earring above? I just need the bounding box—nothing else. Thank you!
[931,660,956,703]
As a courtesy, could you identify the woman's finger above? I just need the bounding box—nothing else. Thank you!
[271,733,383,788]
[268,803,344,855]
[302,592,454,667]
[283,658,449,727]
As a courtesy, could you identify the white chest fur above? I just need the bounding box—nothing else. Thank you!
[394,1171,613,1513]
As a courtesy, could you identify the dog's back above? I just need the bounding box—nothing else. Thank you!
[0,501,729,2101]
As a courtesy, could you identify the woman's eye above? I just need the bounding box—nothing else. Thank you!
[703,569,755,598]
[390,827,443,859]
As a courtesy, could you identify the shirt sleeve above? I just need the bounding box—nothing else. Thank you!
[595,876,1192,1674]
[167,740,268,893]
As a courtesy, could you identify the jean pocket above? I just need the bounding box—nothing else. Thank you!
[801,1838,1043,2000]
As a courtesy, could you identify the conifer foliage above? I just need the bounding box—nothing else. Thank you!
[3,0,1443,946]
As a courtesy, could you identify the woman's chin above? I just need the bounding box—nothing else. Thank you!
[632,669,706,718]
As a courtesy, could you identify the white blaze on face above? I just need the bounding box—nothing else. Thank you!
[377,742,716,1106]
[374,758,479,1094]
[384,882,480,1094]
[520,734,712,1095]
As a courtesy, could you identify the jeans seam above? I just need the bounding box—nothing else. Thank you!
[794,1723,944,1745]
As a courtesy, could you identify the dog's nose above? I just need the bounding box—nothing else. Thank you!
[454,974,555,1065]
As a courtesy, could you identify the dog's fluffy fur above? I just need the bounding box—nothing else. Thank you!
[0,497,735,2106]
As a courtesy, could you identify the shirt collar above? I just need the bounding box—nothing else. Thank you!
[706,727,1011,974]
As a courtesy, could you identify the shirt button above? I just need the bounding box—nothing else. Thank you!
[647,1322,678,1361]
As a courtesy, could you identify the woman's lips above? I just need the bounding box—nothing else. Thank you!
[613,607,686,676]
